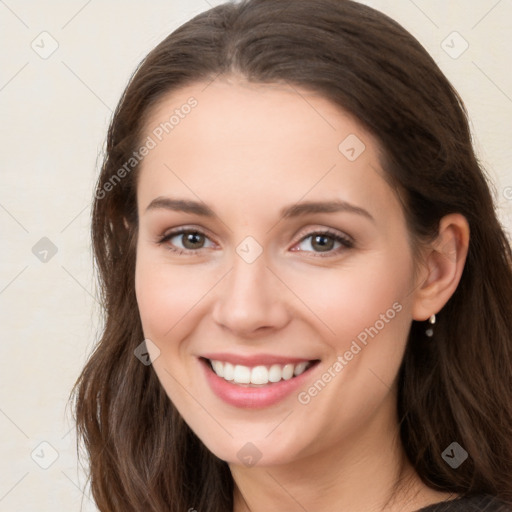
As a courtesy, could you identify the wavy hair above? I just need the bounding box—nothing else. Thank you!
[72,0,512,510]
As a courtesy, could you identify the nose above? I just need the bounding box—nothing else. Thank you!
[211,253,291,338]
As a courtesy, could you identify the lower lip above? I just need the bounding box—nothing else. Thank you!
[200,358,319,409]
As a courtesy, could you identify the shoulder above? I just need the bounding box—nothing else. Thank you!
[416,494,512,512]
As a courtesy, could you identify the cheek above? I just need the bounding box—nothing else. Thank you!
[285,254,414,353]
[134,251,207,341]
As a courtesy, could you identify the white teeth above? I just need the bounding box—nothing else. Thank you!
[223,362,235,381]
[251,365,269,385]
[209,359,313,385]
[233,365,251,384]
[211,360,224,377]
[282,363,294,380]
[293,361,308,376]
[268,364,282,383]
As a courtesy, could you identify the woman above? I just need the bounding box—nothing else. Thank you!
[73,0,512,510]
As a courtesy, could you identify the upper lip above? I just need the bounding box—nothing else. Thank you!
[200,353,318,367]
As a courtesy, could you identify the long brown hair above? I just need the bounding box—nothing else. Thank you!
[72,0,512,510]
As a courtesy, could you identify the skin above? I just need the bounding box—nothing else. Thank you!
[134,77,469,511]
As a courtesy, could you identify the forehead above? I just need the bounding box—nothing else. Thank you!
[142,77,371,161]
[136,78,399,223]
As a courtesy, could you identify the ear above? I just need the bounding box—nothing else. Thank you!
[412,213,470,321]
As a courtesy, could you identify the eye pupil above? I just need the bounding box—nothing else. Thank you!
[183,232,204,249]
[312,234,334,252]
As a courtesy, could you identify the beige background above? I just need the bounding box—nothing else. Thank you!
[1,1,511,510]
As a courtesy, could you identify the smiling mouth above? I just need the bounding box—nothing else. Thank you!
[201,357,320,386]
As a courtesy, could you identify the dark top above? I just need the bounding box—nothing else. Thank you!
[416,494,512,511]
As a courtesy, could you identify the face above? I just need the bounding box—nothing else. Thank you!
[134,78,421,467]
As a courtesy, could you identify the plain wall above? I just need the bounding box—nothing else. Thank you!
[1,1,511,510]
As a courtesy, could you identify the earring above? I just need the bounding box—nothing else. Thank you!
[425,314,436,337]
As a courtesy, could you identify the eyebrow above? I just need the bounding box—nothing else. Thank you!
[145,197,215,217]
[280,200,374,222]
[145,197,374,222]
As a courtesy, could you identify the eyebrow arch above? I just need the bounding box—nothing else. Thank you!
[280,200,374,222]
[144,196,374,222]
[145,197,215,217]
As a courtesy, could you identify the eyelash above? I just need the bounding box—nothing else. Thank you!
[291,228,354,256]
[156,227,354,257]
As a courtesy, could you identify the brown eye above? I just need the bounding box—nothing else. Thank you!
[294,230,353,256]
[158,229,215,254]
[311,234,335,252]
[180,231,206,249]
